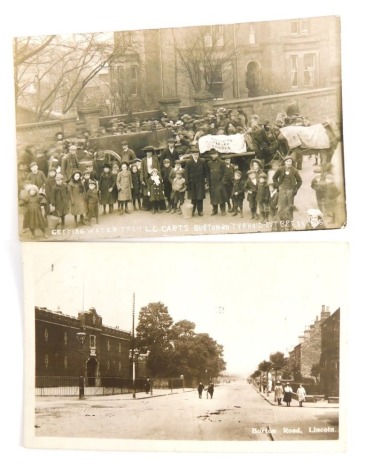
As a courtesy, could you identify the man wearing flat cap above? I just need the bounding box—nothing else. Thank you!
[120,140,137,165]
[61,144,79,182]
[159,137,179,167]
[140,146,160,210]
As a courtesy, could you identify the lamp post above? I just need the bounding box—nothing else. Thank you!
[76,331,87,399]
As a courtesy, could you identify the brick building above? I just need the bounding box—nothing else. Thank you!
[111,16,341,110]
[289,305,332,379]
[35,306,132,386]
[320,308,340,397]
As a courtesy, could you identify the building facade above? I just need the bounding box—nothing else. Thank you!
[35,306,132,386]
[320,308,340,397]
[111,16,341,111]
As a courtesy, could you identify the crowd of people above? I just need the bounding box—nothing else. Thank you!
[17,104,342,238]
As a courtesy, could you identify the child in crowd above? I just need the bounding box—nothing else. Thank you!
[244,170,259,220]
[171,169,186,214]
[44,167,57,216]
[82,169,92,193]
[110,163,120,211]
[310,166,327,214]
[68,169,86,227]
[20,184,48,239]
[99,163,115,214]
[84,180,99,225]
[161,158,173,212]
[256,172,270,223]
[169,160,185,184]
[268,182,278,219]
[305,208,326,230]
[50,173,70,228]
[324,173,340,224]
[130,164,142,211]
[147,168,165,214]
[231,170,245,218]
[117,162,133,214]
[26,161,46,189]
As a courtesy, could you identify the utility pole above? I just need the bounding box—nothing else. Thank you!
[132,292,136,398]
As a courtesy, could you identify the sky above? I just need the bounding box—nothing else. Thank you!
[24,241,348,376]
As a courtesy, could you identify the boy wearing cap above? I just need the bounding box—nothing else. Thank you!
[171,169,186,214]
[231,170,245,217]
[272,156,302,221]
[244,170,259,220]
[161,158,173,212]
[257,172,270,223]
[26,162,46,189]
[85,180,99,225]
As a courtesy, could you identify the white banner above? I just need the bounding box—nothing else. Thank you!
[198,134,247,154]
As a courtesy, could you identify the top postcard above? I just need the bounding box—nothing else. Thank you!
[14,15,346,241]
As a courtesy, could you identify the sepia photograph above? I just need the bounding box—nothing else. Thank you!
[23,242,347,452]
[14,15,346,241]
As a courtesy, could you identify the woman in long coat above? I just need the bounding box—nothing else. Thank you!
[68,170,86,226]
[117,163,133,214]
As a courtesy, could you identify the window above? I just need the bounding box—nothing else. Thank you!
[210,66,223,99]
[301,20,310,33]
[44,328,48,342]
[90,335,96,349]
[130,66,138,96]
[290,55,298,87]
[291,21,299,34]
[303,54,315,87]
[119,343,121,353]
[64,332,67,345]
[107,339,110,351]
[291,19,310,35]
[204,25,224,47]
[249,23,256,45]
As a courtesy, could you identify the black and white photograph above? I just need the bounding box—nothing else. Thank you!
[14,14,346,241]
[23,242,347,452]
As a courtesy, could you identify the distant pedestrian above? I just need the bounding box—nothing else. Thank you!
[198,382,204,399]
[207,382,214,399]
[283,383,293,407]
[145,378,151,394]
[297,384,306,407]
[274,381,283,405]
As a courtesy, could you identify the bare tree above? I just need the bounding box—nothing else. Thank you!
[175,25,237,96]
[14,33,128,121]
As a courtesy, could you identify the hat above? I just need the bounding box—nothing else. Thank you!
[209,148,219,155]
[102,162,111,169]
[258,172,267,179]
[88,179,97,186]
[143,145,155,153]
[175,169,183,175]
[71,169,82,178]
[28,184,39,193]
[29,161,38,169]
[163,158,171,163]
[112,163,120,169]
[250,158,263,168]
[69,145,77,151]
[55,174,63,180]
[234,170,242,177]
[167,138,175,143]
[247,170,257,176]
[48,167,57,173]
[83,169,91,175]
[283,155,294,162]
[151,168,159,174]
[175,160,182,166]
[189,143,199,153]
[121,140,128,146]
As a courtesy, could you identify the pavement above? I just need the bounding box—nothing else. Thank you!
[253,386,339,409]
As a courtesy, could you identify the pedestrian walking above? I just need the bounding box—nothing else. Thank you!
[283,383,293,407]
[207,382,214,399]
[274,381,283,405]
[145,377,151,394]
[297,384,306,407]
[198,382,204,399]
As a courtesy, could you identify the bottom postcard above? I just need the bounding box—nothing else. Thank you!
[22,241,347,452]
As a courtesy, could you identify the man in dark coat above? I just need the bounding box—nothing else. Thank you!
[120,141,137,165]
[272,156,302,221]
[206,149,228,216]
[61,145,79,182]
[159,138,179,167]
[140,146,160,210]
[184,144,207,216]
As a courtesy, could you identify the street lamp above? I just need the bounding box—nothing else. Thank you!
[76,331,87,400]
